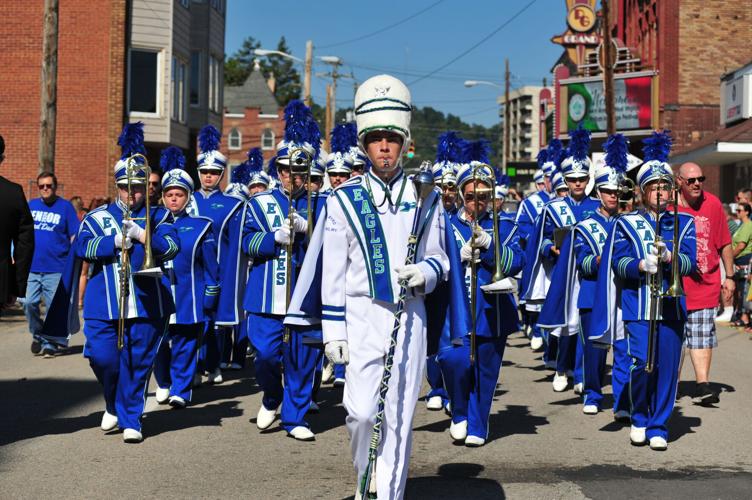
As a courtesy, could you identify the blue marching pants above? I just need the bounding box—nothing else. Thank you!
[204,322,224,373]
[83,317,167,432]
[426,353,448,404]
[154,323,201,401]
[543,328,557,365]
[438,336,506,440]
[624,320,684,440]
[579,309,608,408]
[611,337,631,414]
[281,327,324,432]
[221,322,249,367]
[555,333,577,375]
[248,313,285,411]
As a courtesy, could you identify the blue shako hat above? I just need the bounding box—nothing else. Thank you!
[276,100,318,167]
[595,133,629,190]
[637,130,673,190]
[246,147,270,188]
[561,125,591,178]
[160,146,193,193]
[114,122,147,184]
[432,131,464,186]
[456,139,494,192]
[494,167,510,199]
[326,123,356,174]
[197,124,227,173]
[542,139,564,177]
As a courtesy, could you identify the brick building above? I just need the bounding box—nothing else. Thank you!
[0,0,225,202]
[221,60,285,169]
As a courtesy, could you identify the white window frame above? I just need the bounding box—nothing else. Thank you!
[171,56,187,123]
[228,128,242,150]
[208,56,222,112]
[261,129,275,151]
[128,48,162,117]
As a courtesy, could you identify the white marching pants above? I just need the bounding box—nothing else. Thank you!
[344,295,427,500]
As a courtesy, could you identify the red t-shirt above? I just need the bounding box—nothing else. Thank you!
[676,192,731,311]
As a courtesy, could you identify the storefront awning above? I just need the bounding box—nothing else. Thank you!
[671,119,752,166]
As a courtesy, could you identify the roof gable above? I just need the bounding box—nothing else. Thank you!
[224,69,280,115]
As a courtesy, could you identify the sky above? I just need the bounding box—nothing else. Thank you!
[225,0,567,128]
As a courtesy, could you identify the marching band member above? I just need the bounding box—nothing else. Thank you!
[537,128,600,392]
[189,125,244,385]
[438,148,525,447]
[72,123,178,442]
[153,147,219,408]
[320,75,449,499]
[591,131,696,450]
[224,157,252,201]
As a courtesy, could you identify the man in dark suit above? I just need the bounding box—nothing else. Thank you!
[0,134,35,315]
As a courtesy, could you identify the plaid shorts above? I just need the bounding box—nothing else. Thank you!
[684,308,718,349]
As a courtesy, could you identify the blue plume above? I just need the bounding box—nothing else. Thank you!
[246,147,264,173]
[331,123,357,154]
[159,146,185,172]
[267,156,278,179]
[231,161,251,184]
[642,130,672,163]
[546,139,564,166]
[604,134,629,174]
[283,99,313,144]
[493,166,505,185]
[568,125,591,162]
[198,125,221,153]
[536,149,548,168]
[463,139,491,164]
[307,118,322,154]
[117,122,146,160]
[435,131,464,164]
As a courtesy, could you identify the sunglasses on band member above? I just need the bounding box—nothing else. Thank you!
[683,176,705,185]
[464,193,489,202]
[38,183,54,190]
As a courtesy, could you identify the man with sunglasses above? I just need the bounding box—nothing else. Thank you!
[675,162,733,406]
[25,171,79,356]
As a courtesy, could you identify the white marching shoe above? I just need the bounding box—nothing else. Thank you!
[583,404,599,415]
[449,420,468,441]
[426,395,443,410]
[101,411,118,431]
[630,426,647,446]
[208,367,223,384]
[256,405,278,430]
[573,383,583,395]
[552,373,569,392]
[168,395,186,408]
[155,387,170,404]
[123,428,143,443]
[530,336,544,351]
[288,426,315,441]
[649,436,668,451]
[465,435,486,447]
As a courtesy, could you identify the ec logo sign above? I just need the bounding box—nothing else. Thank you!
[567,4,596,33]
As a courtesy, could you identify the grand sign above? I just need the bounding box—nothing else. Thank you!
[551,0,601,67]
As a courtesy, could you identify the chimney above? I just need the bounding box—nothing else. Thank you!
[267,73,276,94]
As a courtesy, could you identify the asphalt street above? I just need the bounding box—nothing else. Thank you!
[1,306,751,499]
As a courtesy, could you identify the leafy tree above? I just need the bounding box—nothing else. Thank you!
[224,37,261,86]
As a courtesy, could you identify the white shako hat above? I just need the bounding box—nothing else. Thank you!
[354,74,412,159]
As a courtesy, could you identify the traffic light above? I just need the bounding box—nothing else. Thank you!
[406,141,415,159]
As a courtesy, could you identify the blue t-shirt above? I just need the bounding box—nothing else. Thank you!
[29,197,80,273]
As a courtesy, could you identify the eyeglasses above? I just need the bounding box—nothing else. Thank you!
[464,193,489,202]
[38,184,54,190]
[683,176,705,185]
[567,177,588,184]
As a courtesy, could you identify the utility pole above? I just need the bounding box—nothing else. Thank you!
[602,0,616,135]
[503,58,510,173]
[39,0,59,174]
[324,84,333,150]
[318,59,354,146]
[303,40,313,107]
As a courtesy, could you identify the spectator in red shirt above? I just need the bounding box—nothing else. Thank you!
[676,162,734,406]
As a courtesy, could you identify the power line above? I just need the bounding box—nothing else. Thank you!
[407,0,539,86]
[318,0,447,49]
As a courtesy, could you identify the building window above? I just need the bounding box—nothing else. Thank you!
[208,56,222,112]
[171,57,187,123]
[179,0,189,8]
[129,49,159,114]
[190,51,201,106]
[261,129,275,150]
[228,128,242,150]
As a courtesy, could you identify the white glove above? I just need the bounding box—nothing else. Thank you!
[274,225,292,245]
[122,220,145,242]
[292,213,308,234]
[471,227,492,249]
[114,234,132,250]
[651,241,671,263]
[640,254,659,274]
[460,243,480,263]
[395,264,426,288]
[325,340,349,365]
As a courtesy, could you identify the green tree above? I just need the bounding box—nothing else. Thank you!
[224,36,261,86]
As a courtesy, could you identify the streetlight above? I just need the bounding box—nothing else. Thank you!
[464,80,502,89]
[253,49,303,63]
[463,80,507,173]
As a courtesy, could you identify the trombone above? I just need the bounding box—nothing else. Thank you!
[117,153,160,350]
[283,147,313,343]
[645,176,684,373]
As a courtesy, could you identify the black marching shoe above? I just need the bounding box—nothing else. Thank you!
[692,382,720,406]
[31,339,42,355]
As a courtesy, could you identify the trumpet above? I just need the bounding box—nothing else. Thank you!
[468,164,494,364]
[117,153,159,350]
[646,176,684,373]
[283,147,313,344]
